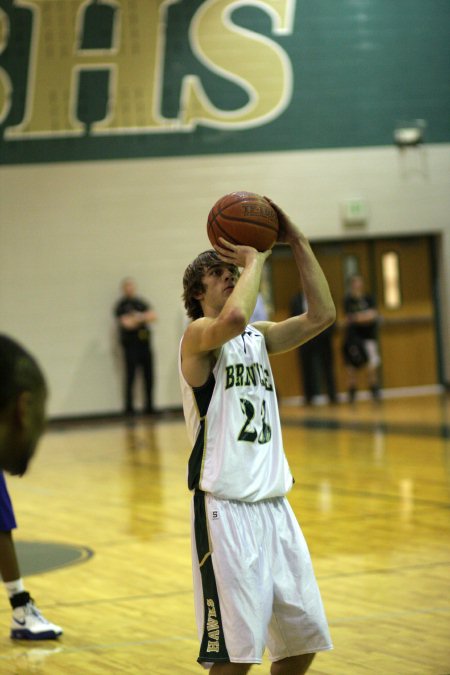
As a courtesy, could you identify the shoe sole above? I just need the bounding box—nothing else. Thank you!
[11,629,62,640]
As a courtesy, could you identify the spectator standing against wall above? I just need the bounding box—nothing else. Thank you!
[114,277,157,416]
[291,292,337,405]
[343,274,381,403]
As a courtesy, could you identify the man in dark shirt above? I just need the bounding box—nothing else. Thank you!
[114,278,157,416]
[291,292,336,405]
[343,274,381,402]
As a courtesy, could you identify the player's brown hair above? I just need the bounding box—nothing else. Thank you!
[182,250,238,321]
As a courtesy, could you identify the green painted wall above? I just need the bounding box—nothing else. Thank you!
[0,0,448,165]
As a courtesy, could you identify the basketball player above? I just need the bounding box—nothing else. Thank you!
[0,334,47,477]
[0,335,63,639]
[179,199,335,673]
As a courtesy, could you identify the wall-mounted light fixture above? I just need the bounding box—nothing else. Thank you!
[394,119,426,148]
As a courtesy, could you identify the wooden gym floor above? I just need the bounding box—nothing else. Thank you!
[0,394,449,674]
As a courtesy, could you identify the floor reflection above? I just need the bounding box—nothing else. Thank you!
[121,422,164,540]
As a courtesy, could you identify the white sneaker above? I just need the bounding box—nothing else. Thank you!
[10,596,63,640]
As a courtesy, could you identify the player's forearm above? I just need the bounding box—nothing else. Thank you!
[291,235,336,327]
[222,254,265,325]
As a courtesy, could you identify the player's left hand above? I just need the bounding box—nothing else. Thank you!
[214,238,271,267]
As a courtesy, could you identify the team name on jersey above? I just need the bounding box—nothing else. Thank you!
[225,362,273,392]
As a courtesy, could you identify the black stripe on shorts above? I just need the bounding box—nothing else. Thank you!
[193,489,229,664]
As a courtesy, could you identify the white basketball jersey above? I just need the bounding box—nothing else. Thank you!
[179,326,293,502]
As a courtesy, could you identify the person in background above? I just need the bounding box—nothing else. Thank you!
[250,292,269,323]
[114,277,157,416]
[291,292,337,405]
[343,274,381,402]
[0,334,63,640]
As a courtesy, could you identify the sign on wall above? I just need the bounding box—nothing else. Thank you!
[0,0,448,164]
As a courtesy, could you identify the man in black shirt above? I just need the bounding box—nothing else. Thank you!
[114,278,157,416]
[343,274,381,402]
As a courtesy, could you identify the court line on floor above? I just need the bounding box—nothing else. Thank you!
[319,559,450,580]
[0,634,198,660]
[2,559,450,618]
[0,589,193,617]
[1,608,448,661]
[282,415,450,438]
[329,605,450,625]
[298,481,450,509]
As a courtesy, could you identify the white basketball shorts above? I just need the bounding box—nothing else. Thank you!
[191,491,332,668]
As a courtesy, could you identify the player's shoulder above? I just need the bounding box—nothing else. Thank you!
[249,320,273,339]
[184,316,210,334]
[250,320,269,330]
[182,317,210,351]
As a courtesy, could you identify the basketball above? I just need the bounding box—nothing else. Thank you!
[207,191,279,252]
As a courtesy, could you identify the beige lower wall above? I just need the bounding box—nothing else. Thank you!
[1,144,449,416]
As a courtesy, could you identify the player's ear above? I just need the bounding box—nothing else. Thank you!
[14,391,33,430]
[193,281,206,301]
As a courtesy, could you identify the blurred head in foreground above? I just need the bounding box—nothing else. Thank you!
[0,335,47,476]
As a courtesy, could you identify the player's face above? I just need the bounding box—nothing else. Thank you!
[4,387,48,476]
[202,264,238,310]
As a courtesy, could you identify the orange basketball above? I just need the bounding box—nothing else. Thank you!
[207,191,279,252]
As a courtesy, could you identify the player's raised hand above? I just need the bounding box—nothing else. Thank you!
[264,197,304,245]
[214,238,271,267]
